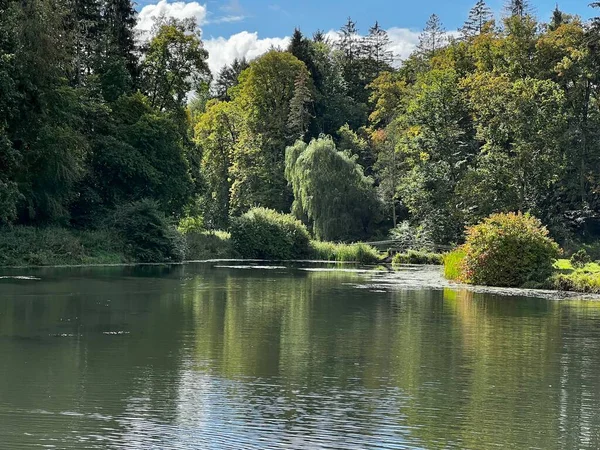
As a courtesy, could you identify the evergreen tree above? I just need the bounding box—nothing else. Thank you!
[338,18,362,61]
[418,14,446,55]
[103,0,137,80]
[215,58,249,101]
[313,29,326,43]
[461,0,493,38]
[365,21,394,72]
[505,0,531,18]
[287,70,314,140]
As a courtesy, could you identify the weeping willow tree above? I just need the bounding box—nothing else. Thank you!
[285,136,380,241]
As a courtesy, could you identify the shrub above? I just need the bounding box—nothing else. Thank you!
[184,230,235,260]
[443,249,466,281]
[178,215,204,234]
[459,212,560,287]
[393,250,442,265]
[0,226,126,266]
[570,249,592,269]
[110,199,185,263]
[389,221,434,252]
[310,240,381,264]
[548,273,600,294]
[230,207,310,260]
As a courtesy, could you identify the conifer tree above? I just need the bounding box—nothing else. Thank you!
[287,70,314,140]
[338,18,362,61]
[104,0,137,80]
[215,58,249,101]
[418,14,446,55]
[505,0,531,18]
[365,21,394,70]
[461,0,493,38]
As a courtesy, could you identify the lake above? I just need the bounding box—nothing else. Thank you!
[0,262,599,449]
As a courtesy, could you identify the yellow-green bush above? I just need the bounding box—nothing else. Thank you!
[230,208,311,260]
[455,212,560,287]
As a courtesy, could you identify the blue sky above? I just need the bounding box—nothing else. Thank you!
[198,0,595,37]
[135,0,598,74]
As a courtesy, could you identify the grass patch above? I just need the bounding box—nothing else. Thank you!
[0,226,127,267]
[443,249,466,281]
[547,259,600,293]
[309,241,382,264]
[392,250,443,266]
[183,230,235,260]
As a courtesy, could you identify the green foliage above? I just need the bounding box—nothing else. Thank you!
[183,230,234,260]
[548,273,600,294]
[0,226,126,267]
[285,137,380,241]
[393,250,442,265]
[389,221,434,252]
[229,51,310,213]
[309,241,381,264]
[443,249,466,281]
[178,215,204,234]
[230,207,311,260]
[110,199,185,263]
[570,249,592,269]
[141,17,210,112]
[459,212,560,287]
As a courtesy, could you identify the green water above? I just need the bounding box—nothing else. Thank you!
[0,263,599,449]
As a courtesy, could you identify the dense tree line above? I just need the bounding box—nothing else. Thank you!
[1,0,600,247]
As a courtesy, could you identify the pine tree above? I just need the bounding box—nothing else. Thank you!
[287,70,313,140]
[461,0,493,38]
[505,0,531,18]
[418,14,446,55]
[67,0,103,85]
[338,18,362,61]
[103,0,137,80]
[215,58,249,101]
[313,30,326,43]
[365,21,394,70]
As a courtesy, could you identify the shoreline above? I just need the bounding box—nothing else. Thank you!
[1,260,598,300]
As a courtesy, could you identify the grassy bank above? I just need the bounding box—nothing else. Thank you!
[392,250,443,266]
[0,226,128,267]
[0,226,385,267]
[546,259,600,294]
[309,241,382,264]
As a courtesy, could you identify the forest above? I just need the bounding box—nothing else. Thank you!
[1,0,600,265]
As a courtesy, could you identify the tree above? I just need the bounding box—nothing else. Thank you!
[365,21,394,71]
[194,100,240,228]
[141,17,210,112]
[418,14,447,55]
[461,0,493,38]
[287,69,314,140]
[228,50,310,213]
[285,137,380,241]
[214,57,249,101]
[103,0,137,80]
[505,0,531,18]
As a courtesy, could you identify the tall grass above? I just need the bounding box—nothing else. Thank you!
[443,249,466,281]
[309,241,382,264]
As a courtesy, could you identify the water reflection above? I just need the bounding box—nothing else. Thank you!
[0,264,599,449]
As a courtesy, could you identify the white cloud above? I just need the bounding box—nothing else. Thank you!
[136,0,208,34]
[204,31,290,75]
[135,1,425,75]
[386,27,420,63]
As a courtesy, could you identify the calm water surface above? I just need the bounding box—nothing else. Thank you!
[0,263,599,449]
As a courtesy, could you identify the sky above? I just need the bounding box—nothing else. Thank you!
[134,0,598,75]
